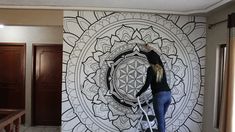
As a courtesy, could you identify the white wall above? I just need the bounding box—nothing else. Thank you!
[203,3,235,132]
[0,26,63,126]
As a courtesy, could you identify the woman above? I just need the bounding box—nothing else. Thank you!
[136,44,171,132]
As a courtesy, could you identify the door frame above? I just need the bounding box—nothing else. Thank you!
[0,42,26,109]
[32,44,62,125]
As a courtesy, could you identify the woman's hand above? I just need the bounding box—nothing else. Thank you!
[144,43,152,51]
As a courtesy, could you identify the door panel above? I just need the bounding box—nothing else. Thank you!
[33,45,62,126]
[0,44,25,109]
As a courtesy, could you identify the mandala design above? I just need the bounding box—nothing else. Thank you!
[62,11,206,132]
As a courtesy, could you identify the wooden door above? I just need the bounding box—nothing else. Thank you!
[0,44,25,109]
[33,45,62,126]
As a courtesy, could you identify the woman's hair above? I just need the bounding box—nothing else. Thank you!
[145,49,164,82]
[151,64,163,82]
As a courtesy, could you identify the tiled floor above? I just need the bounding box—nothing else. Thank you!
[20,125,60,132]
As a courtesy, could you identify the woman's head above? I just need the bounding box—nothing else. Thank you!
[146,50,161,65]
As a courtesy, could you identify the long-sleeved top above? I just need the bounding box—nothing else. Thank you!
[137,66,170,96]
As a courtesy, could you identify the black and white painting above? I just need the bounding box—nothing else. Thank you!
[62,11,206,132]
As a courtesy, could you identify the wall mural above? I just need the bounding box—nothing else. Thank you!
[62,11,206,132]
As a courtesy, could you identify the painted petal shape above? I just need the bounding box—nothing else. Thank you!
[83,57,99,75]
[140,26,160,43]
[93,103,109,120]
[116,25,134,42]
[76,16,91,31]
[95,36,112,52]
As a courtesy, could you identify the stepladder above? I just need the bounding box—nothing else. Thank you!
[136,95,158,132]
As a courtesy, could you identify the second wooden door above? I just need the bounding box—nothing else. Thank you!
[33,45,62,126]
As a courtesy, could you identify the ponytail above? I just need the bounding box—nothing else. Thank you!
[151,64,163,82]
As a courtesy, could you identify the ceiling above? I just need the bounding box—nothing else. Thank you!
[0,0,233,14]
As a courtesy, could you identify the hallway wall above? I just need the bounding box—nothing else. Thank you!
[62,11,206,132]
[0,9,63,26]
[204,2,235,132]
[0,26,63,125]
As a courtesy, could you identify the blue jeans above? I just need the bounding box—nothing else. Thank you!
[153,91,171,132]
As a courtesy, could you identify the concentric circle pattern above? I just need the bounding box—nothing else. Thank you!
[62,11,206,132]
